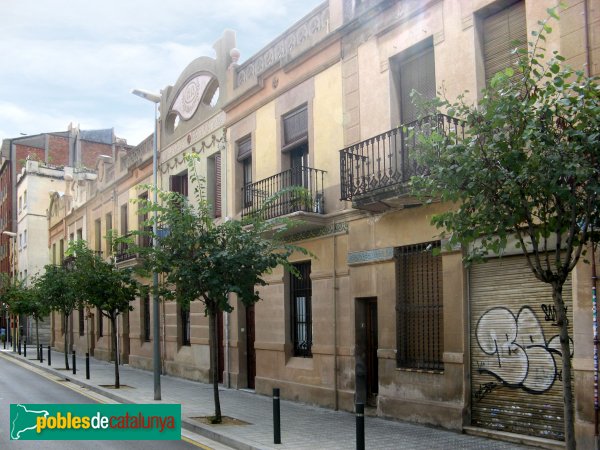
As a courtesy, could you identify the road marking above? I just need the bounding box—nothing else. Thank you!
[181,435,213,449]
[0,352,110,403]
[1,352,222,449]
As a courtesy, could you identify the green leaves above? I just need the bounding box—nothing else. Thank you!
[411,19,600,278]
[138,153,307,316]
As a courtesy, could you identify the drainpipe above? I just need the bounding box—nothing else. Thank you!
[583,0,592,78]
[592,241,598,446]
[333,220,339,410]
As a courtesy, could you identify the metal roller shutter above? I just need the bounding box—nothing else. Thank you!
[470,255,572,442]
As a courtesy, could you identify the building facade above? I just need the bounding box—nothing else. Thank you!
[45,0,599,447]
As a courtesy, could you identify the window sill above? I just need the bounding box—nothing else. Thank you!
[395,367,444,375]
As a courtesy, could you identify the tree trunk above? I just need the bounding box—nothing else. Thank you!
[64,312,70,370]
[111,315,120,389]
[553,283,575,449]
[209,308,222,423]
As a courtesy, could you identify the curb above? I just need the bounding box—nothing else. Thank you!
[1,349,263,450]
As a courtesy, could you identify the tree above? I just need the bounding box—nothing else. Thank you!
[137,153,307,423]
[68,240,139,388]
[411,12,599,449]
[34,263,78,369]
[11,279,50,358]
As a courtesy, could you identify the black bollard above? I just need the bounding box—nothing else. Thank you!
[273,388,281,444]
[18,339,21,355]
[85,353,90,380]
[23,341,26,357]
[48,345,51,366]
[356,402,365,450]
[72,351,76,375]
[39,344,43,363]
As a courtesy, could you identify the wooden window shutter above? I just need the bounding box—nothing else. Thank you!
[237,136,252,161]
[483,1,526,84]
[399,45,436,124]
[214,153,221,218]
[282,106,308,151]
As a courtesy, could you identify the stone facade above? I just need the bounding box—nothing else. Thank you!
[45,0,599,447]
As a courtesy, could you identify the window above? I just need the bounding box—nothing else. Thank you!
[52,243,57,265]
[119,204,128,255]
[395,241,443,371]
[94,219,102,252]
[77,228,82,241]
[391,40,436,125]
[79,307,85,336]
[242,157,253,207]
[23,230,27,248]
[237,136,253,208]
[23,190,27,210]
[170,170,188,197]
[59,239,64,264]
[18,195,22,213]
[105,213,112,255]
[482,1,526,84]
[69,232,74,243]
[180,305,191,346]
[290,262,312,357]
[143,292,151,342]
[207,155,222,218]
[138,192,151,248]
[97,307,103,338]
[18,233,22,251]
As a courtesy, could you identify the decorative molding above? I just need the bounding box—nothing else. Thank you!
[159,130,226,174]
[171,74,213,121]
[235,5,330,88]
[285,221,348,242]
[347,247,394,266]
[122,136,153,171]
[161,112,226,164]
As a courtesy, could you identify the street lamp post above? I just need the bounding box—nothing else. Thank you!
[3,231,17,352]
[131,88,162,401]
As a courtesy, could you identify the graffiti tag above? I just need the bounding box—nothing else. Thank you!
[475,306,572,395]
[540,303,568,327]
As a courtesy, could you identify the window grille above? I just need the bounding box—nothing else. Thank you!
[290,262,312,357]
[395,242,443,371]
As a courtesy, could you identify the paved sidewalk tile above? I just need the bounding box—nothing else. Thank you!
[2,346,537,450]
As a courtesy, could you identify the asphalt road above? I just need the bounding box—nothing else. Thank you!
[0,353,222,449]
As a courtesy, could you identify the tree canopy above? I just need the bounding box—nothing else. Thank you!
[411,13,599,449]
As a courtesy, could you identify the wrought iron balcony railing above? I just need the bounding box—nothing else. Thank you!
[115,242,136,263]
[339,114,464,201]
[241,166,326,219]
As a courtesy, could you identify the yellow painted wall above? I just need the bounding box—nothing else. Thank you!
[313,62,344,182]
[254,101,277,180]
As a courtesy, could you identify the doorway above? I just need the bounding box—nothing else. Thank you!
[355,297,378,407]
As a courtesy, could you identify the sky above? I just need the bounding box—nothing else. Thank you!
[0,0,325,146]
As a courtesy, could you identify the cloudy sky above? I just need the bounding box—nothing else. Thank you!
[0,0,324,146]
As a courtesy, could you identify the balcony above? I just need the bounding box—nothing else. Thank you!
[340,114,464,212]
[241,166,326,221]
[115,242,136,264]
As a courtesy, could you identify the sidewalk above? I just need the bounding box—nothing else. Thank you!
[2,345,538,450]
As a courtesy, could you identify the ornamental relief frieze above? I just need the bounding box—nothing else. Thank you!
[235,5,329,88]
[160,111,225,164]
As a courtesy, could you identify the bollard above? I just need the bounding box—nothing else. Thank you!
[72,351,76,375]
[18,339,21,355]
[48,345,51,366]
[356,402,365,450]
[273,387,281,444]
[23,342,26,358]
[86,353,90,380]
[39,344,43,363]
